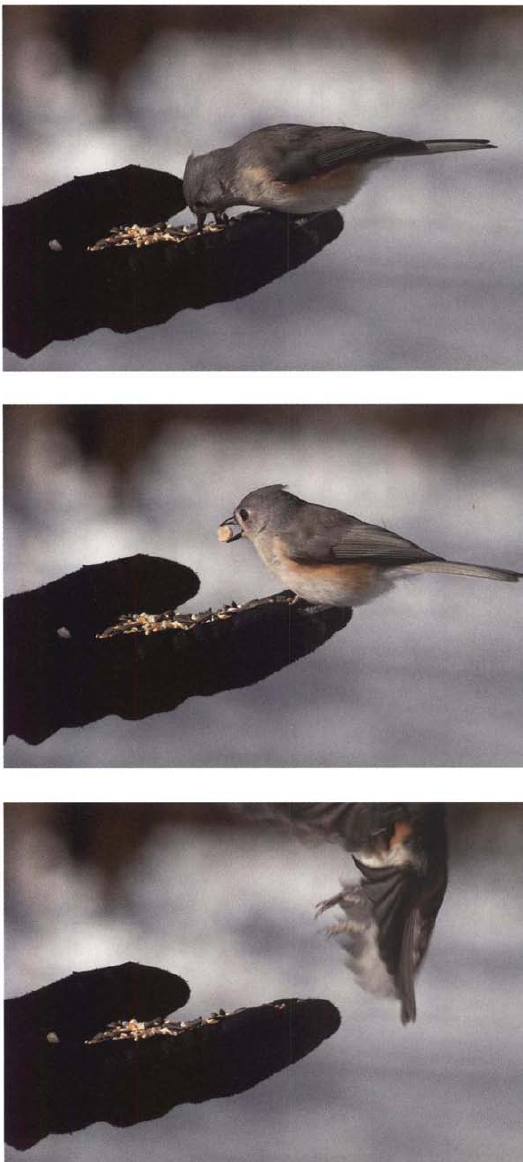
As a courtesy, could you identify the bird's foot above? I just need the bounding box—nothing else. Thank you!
[315,892,344,916]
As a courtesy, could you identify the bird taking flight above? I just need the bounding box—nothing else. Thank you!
[247,803,448,1025]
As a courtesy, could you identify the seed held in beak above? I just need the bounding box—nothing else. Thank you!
[217,517,243,543]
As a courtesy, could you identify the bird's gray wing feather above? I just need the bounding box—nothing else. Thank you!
[252,803,409,850]
[331,523,443,564]
[352,856,420,1023]
[265,126,424,183]
[286,506,442,566]
[397,908,419,1024]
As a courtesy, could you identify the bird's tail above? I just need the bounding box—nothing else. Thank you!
[422,139,495,153]
[400,560,520,583]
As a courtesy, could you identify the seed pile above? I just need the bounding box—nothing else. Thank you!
[85,1002,287,1045]
[96,594,294,639]
[87,221,227,251]
[85,1010,231,1044]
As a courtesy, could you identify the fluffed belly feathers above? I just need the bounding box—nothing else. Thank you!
[231,160,378,213]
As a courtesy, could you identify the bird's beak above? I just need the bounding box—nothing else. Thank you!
[217,515,243,543]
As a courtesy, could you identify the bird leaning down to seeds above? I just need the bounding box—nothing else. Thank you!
[184,121,496,229]
[218,485,521,609]
[249,803,448,1025]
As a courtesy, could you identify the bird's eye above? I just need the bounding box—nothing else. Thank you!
[238,508,249,522]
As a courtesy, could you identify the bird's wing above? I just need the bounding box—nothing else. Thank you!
[286,506,442,567]
[352,857,422,1022]
[353,857,417,966]
[265,126,424,184]
[397,890,449,1024]
[269,803,410,850]
[353,853,447,1024]
[331,521,443,565]
[397,907,419,1024]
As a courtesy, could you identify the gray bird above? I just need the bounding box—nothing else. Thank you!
[243,803,448,1025]
[219,484,521,608]
[184,122,496,229]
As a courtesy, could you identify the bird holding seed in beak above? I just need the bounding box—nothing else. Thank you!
[219,485,520,609]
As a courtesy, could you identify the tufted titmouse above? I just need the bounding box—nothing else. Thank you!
[218,484,521,608]
[240,802,447,1024]
[310,803,448,1025]
[184,122,495,229]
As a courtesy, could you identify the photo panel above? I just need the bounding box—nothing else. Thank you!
[4,403,522,768]
[4,4,522,370]
[5,802,523,1160]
